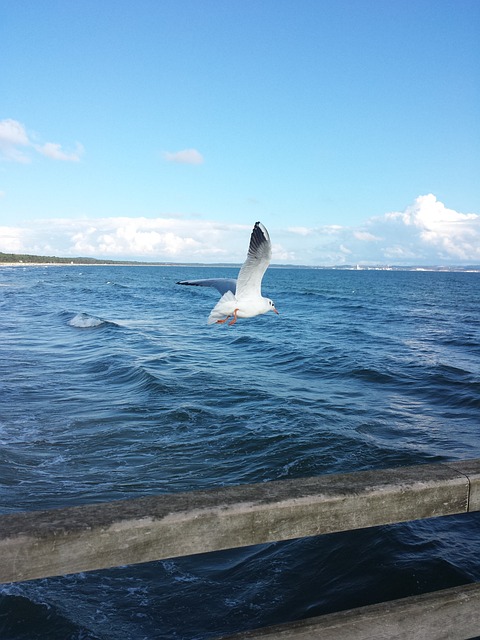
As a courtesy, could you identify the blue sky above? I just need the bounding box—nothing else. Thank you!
[1,0,479,265]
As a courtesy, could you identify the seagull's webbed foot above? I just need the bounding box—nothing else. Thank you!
[216,316,231,324]
[228,309,239,326]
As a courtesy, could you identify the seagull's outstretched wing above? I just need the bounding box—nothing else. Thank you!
[235,222,272,299]
[176,278,237,296]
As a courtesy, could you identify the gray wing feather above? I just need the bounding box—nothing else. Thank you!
[235,222,272,299]
[176,278,237,296]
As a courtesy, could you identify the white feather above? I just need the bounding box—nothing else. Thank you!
[207,291,237,324]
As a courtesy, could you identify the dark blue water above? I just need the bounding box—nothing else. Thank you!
[1,265,480,639]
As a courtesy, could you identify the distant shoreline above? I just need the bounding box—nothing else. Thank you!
[1,261,479,273]
[0,261,240,268]
[0,262,174,267]
[1,251,480,272]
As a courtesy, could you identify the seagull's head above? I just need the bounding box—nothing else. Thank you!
[267,298,279,315]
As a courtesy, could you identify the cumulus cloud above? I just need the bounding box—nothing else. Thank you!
[0,196,478,265]
[278,195,480,266]
[379,194,480,262]
[0,119,84,163]
[69,218,206,258]
[163,148,204,165]
[0,217,258,262]
[0,225,33,253]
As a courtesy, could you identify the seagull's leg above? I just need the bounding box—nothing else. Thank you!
[216,315,231,324]
[228,309,239,326]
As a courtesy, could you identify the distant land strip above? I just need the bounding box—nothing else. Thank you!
[1,251,479,272]
[0,251,130,265]
[0,252,238,267]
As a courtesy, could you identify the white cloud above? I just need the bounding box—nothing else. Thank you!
[0,119,84,163]
[271,243,295,262]
[273,195,480,266]
[0,225,31,252]
[0,196,478,265]
[0,119,29,146]
[287,226,311,236]
[163,148,204,165]
[370,195,480,263]
[0,217,250,262]
[71,218,204,257]
[391,194,477,228]
[0,119,31,163]
[36,141,84,162]
[353,230,380,242]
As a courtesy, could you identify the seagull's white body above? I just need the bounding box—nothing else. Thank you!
[177,221,278,325]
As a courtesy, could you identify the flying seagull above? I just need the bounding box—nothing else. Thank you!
[177,221,278,325]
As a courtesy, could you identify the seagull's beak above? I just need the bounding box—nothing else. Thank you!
[274,309,279,315]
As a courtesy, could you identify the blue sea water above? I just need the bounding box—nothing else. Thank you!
[1,265,480,639]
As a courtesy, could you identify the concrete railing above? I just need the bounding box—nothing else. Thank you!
[2,459,480,639]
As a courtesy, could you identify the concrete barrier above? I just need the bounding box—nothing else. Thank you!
[220,583,480,640]
[1,459,480,584]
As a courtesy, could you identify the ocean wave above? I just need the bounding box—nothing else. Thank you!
[0,592,100,640]
[3,266,480,640]
[66,312,115,329]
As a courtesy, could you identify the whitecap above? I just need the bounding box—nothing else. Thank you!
[67,312,105,328]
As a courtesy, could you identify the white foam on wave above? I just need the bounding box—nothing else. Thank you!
[68,313,105,328]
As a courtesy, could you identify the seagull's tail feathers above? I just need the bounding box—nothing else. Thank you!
[207,291,237,325]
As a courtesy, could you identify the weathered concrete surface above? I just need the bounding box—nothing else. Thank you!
[220,583,480,640]
[0,460,478,584]
[448,459,480,512]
